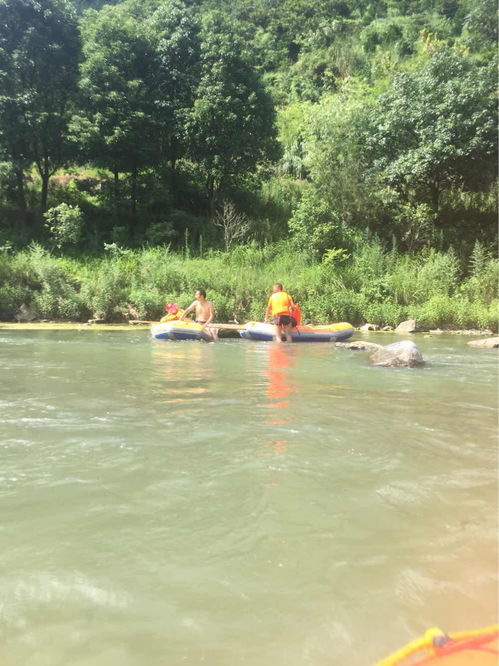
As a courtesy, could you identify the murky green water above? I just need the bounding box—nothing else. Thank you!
[0,330,497,666]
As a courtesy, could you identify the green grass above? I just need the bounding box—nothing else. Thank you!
[0,241,497,330]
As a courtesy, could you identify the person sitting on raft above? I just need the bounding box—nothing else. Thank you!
[264,283,295,343]
[179,289,217,339]
[160,302,182,323]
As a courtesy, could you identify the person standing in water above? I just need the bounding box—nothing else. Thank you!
[180,289,217,339]
[264,283,295,343]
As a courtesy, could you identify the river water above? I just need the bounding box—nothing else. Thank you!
[0,330,497,666]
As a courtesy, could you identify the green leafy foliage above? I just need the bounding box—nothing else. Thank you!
[361,48,497,211]
[0,242,496,329]
[187,12,280,209]
[44,204,84,249]
[0,0,81,210]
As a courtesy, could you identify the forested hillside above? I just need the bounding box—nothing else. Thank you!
[0,0,497,327]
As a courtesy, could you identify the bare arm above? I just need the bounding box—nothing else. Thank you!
[179,301,196,320]
[264,303,272,323]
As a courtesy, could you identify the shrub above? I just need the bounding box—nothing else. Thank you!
[128,288,165,320]
[0,284,33,319]
[288,189,356,260]
[44,204,84,249]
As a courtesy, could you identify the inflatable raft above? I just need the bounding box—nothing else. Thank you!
[375,624,498,665]
[239,321,354,342]
[151,320,212,342]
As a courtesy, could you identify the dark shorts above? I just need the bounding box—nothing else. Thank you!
[196,320,207,324]
[272,314,292,326]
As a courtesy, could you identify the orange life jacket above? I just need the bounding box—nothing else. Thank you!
[268,291,293,316]
[290,304,301,326]
[160,310,183,323]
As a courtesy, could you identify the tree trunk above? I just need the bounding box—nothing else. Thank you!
[15,167,26,211]
[113,169,120,221]
[36,154,51,213]
[131,166,138,218]
[431,180,440,215]
[170,136,177,196]
[41,172,50,213]
[206,176,216,216]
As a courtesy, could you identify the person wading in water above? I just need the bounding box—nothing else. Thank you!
[264,283,295,343]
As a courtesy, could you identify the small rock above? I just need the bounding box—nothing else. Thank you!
[382,326,394,331]
[369,340,425,367]
[429,328,444,334]
[15,304,37,322]
[88,318,105,325]
[359,323,379,331]
[458,329,493,336]
[395,319,420,333]
[467,337,499,349]
[336,341,383,352]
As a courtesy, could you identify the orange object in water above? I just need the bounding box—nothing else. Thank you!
[375,625,498,666]
[414,630,498,665]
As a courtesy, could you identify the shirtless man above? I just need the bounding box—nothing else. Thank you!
[179,289,217,339]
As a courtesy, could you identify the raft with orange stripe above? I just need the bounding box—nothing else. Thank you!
[374,624,498,665]
[239,321,354,342]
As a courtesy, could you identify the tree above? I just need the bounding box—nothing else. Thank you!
[0,0,81,212]
[360,47,497,214]
[148,0,200,181]
[76,1,159,219]
[187,12,280,212]
[213,200,249,251]
[462,0,498,49]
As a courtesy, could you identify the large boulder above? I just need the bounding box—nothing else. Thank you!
[467,337,499,349]
[369,340,425,367]
[395,319,420,333]
[336,341,383,352]
[15,304,37,322]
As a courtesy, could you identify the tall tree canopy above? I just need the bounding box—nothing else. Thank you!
[361,48,497,212]
[187,12,280,210]
[148,0,200,176]
[0,0,81,211]
[76,1,159,215]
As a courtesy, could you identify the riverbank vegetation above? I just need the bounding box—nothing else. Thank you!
[1,241,497,330]
[0,0,497,328]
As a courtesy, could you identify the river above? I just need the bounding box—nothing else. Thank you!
[0,330,497,666]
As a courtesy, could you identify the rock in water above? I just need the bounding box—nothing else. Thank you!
[467,337,499,348]
[395,319,419,333]
[359,323,379,331]
[369,340,425,367]
[336,341,383,352]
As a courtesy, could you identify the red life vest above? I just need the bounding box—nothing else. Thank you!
[290,304,301,326]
